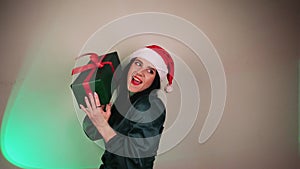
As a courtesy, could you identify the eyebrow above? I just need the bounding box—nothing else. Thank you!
[135,58,156,70]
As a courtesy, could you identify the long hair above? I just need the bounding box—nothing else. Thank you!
[111,58,161,115]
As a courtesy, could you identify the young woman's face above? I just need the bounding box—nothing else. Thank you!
[127,57,157,93]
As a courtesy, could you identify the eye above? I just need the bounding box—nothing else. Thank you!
[147,69,155,74]
[134,61,142,66]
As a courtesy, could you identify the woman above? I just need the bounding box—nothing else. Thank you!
[80,45,175,169]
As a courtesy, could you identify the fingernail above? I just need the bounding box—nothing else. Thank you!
[79,104,83,107]
[94,92,97,95]
[85,96,87,99]
[89,93,92,96]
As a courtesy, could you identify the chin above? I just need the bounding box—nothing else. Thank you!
[128,86,140,93]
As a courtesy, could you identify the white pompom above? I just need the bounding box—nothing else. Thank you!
[164,85,173,93]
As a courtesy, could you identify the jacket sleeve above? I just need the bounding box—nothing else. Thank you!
[105,98,166,169]
[82,115,103,141]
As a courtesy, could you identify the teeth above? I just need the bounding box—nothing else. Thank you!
[132,76,141,82]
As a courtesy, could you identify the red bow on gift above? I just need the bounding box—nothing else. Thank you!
[71,53,115,96]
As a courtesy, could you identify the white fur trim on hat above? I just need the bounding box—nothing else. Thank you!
[164,84,173,93]
[129,47,168,80]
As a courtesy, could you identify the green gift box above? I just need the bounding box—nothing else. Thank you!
[70,52,121,109]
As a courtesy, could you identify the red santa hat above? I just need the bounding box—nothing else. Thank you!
[129,45,174,93]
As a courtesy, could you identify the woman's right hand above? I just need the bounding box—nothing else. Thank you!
[93,91,112,122]
[80,92,116,142]
[80,92,112,128]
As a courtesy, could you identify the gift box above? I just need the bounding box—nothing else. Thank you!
[70,52,121,109]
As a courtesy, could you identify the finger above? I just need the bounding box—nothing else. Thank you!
[80,104,91,117]
[105,104,112,117]
[85,96,93,112]
[106,103,112,113]
[94,92,101,107]
[88,93,97,110]
[96,106,104,113]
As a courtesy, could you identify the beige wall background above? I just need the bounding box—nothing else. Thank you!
[0,0,299,169]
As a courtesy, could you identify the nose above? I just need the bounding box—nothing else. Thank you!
[135,68,147,76]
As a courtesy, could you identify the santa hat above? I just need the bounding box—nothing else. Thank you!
[129,45,174,93]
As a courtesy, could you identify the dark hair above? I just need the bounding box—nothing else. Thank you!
[114,59,160,92]
[111,58,161,114]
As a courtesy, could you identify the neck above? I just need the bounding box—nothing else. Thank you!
[129,91,135,96]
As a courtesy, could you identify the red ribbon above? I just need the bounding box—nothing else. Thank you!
[71,53,115,96]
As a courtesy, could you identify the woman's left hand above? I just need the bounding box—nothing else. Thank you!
[80,92,112,129]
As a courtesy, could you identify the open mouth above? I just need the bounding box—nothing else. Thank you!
[131,75,142,86]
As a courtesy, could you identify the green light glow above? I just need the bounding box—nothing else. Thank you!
[1,47,103,168]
